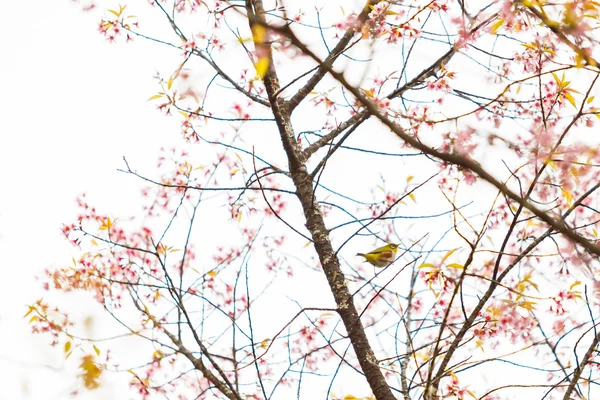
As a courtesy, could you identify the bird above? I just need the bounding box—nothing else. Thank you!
[356,243,399,267]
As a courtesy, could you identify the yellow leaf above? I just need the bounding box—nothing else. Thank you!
[65,341,72,354]
[564,91,577,108]
[208,270,217,277]
[167,76,174,90]
[441,248,456,263]
[366,4,398,15]
[570,280,582,290]
[551,72,561,85]
[152,350,164,360]
[409,193,416,202]
[528,279,539,292]
[406,175,414,183]
[517,301,537,310]
[254,56,270,78]
[108,9,120,17]
[446,263,464,269]
[260,338,270,348]
[79,354,102,390]
[575,53,585,68]
[93,345,101,356]
[418,263,435,269]
[587,96,595,104]
[475,339,485,352]
[251,24,267,45]
[29,315,38,323]
[237,210,242,222]
[362,88,375,98]
[24,305,35,318]
[562,187,574,205]
[148,93,163,101]
[99,217,113,231]
[490,18,504,34]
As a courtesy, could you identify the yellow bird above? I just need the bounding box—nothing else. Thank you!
[356,243,399,267]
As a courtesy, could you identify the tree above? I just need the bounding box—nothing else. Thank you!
[30,0,600,398]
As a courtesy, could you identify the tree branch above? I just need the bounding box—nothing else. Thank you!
[286,0,378,112]
[267,20,600,260]
[245,2,398,398]
[301,14,496,160]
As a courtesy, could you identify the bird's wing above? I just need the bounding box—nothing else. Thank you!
[369,245,390,254]
[378,251,394,260]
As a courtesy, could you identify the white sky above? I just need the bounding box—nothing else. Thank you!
[0,2,373,397]
[0,1,185,398]
[3,1,598,399]
[0,1,431,397]
[0,1,539,398]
